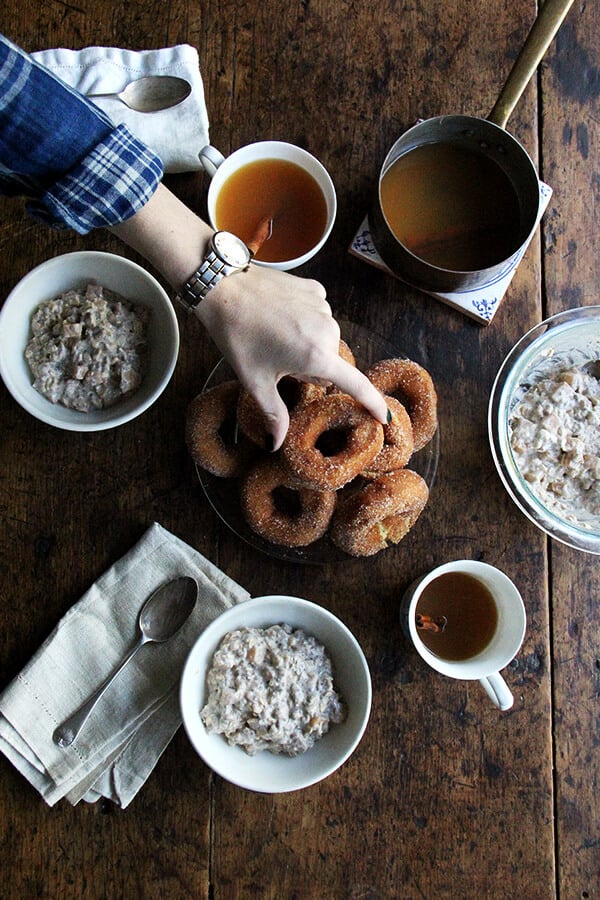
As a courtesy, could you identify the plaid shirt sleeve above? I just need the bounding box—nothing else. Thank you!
[0,34,163,234]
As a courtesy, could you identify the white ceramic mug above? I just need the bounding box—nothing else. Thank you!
[198,140,337,270]
[400,560,526,711]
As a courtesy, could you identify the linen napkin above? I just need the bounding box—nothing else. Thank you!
[0,523,250,808]
[31,44,209,173]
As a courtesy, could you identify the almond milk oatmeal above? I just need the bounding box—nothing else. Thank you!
[200,624,346,756]
[509,365,600,528]
[25,284,149,412]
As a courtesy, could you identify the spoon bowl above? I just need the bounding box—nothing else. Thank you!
[138,576,198,642]
[87,75,192,112]
[53,575,198,747]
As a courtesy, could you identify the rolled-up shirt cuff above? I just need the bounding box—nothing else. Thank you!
[27,123,164,234]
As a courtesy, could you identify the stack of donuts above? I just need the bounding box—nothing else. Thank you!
[185,341,437,557]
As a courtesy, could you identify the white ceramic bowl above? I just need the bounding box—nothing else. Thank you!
[489,306,600,554]
[0,251,179,431]
[180,595,372,793]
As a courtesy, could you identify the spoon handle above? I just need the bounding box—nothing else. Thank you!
[86,91,124,101]
[53,635,147,748]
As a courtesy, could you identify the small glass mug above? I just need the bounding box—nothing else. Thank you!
[400,560,526,711]
[198,140,337,270]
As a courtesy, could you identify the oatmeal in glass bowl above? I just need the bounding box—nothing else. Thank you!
[489,306,600,554]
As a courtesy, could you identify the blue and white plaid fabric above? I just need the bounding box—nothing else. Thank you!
[0,34,163,233]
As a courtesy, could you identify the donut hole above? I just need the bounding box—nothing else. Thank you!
[315,427,350,457]
[271,485,303,518]
[218,411,239,448]
[278,377,305,411]
[386,388,411,415]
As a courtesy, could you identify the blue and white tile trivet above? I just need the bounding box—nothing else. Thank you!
[349,182,552,325]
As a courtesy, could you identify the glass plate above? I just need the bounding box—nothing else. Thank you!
[196,319,440,564]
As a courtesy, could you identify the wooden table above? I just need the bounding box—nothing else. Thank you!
[0,1,598,897]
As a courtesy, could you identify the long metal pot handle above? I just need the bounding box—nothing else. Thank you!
[488,0,576,129]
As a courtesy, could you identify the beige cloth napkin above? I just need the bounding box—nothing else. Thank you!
[31,44,210,173]
[0,523,249,808]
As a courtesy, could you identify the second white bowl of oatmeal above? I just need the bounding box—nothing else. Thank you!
[0,250,179,432]
[180,595,372,793]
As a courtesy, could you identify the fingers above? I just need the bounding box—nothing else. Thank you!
[246,361,388,455]
[244,378,291,452]
[322,356,389,423]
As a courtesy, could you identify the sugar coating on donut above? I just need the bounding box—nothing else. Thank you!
[338,339,356,367]
[237,377,325,447]
[282,393,384,490]
[330,469,429,556]
[361,395,414,477]
[366,358,437,452]
[240,456,336,547]
[186,381,255,478]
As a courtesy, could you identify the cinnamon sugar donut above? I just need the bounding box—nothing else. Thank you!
[186,381,254,478]
[240,457,336,547]
[330,469,429,556]
[237,376,324,447]
[337,339,356,367]
[361,396,414,477]
[282,393,384,490]
[365,358,437,451]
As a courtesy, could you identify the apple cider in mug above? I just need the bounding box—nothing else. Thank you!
[415,571,499,661]
[214,158,328,263]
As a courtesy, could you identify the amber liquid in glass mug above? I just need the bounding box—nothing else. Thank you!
[214,158,328,263]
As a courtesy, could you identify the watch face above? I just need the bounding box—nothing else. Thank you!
[213,231,251,268]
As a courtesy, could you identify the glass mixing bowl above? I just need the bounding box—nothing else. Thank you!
[489,306,600,554]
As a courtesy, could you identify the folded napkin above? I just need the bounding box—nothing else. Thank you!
[0,523,249,808]
[32,44,209,173]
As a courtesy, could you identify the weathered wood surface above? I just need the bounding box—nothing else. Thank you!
[0,0,597,897]
[541,9,600,900]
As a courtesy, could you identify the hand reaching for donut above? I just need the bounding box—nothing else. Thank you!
[196,263,389,450]
[109,183,388,450]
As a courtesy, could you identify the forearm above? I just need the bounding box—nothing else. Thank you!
[108,183,212,291]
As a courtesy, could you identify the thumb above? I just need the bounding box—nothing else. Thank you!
[248,380,291,452]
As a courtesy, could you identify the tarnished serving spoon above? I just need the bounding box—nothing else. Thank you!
[53,575,198,748]
[87,75,192,112]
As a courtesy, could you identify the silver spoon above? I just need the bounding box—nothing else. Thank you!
[86,75,192,112]
[53,575,198,748]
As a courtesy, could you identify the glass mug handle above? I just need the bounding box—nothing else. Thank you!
[199,145,225,178]
[479,672,514,711]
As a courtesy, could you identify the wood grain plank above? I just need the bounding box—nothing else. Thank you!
[540,1,600,896]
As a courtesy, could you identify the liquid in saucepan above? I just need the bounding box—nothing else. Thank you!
[380,142,522,271]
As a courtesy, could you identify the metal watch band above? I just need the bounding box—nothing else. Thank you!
[176,250,227,311]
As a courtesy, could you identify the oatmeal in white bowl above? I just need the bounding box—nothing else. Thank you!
[0,251,179,431]
[180,595,372,793]
[489,306,600,554]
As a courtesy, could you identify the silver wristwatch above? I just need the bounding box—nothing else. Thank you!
[176,231,252,311]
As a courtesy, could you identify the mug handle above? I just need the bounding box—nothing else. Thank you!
[199,145,225,178]
[479,673,514,711]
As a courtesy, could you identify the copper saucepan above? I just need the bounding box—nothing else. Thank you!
[370,0,575,294]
